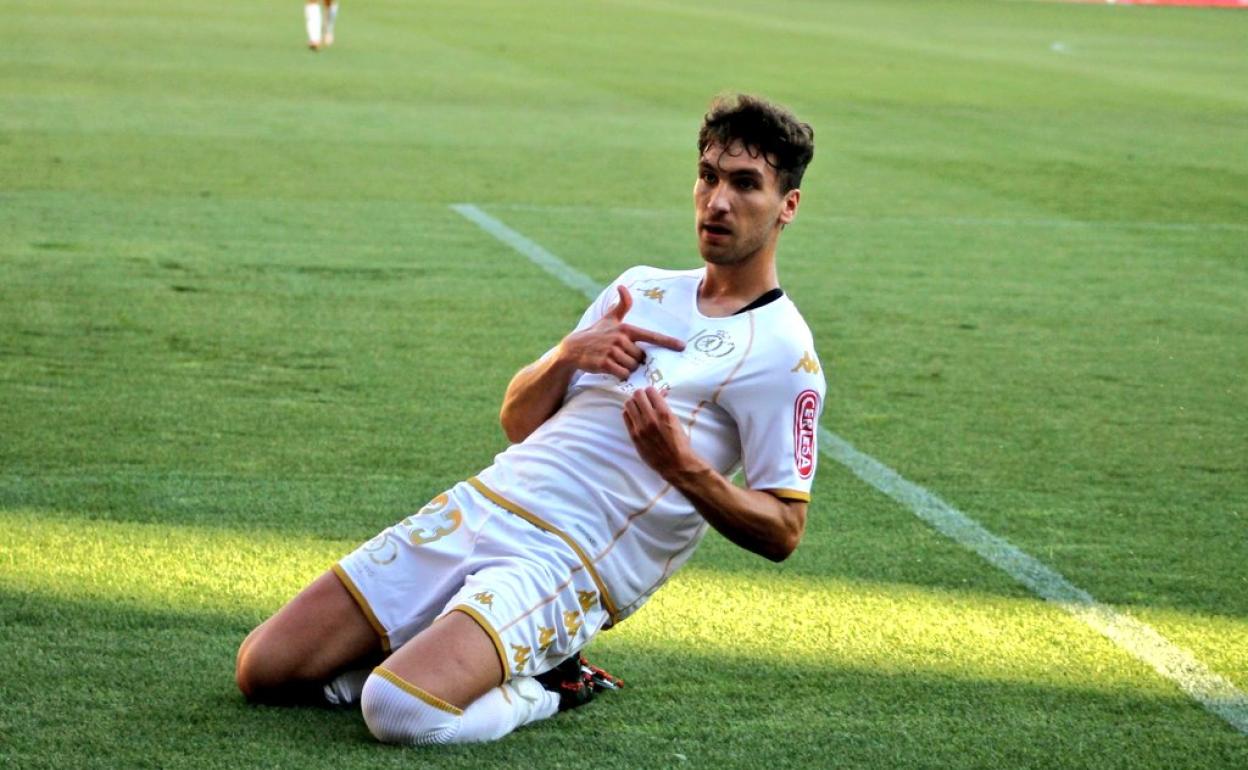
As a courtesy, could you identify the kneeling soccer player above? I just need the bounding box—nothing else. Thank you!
[235,92,825,745]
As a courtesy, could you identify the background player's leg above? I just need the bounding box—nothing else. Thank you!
[322,0,339,46]
[236,570,382,704]
[303,0,322,50]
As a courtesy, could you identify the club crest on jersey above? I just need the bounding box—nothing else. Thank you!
[690,328,735,359]
[794,390,819,479]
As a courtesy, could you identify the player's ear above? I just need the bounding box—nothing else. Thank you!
[778,188,800,226]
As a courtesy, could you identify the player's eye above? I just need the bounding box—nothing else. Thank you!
[699,170,717,185]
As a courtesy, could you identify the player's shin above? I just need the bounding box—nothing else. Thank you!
[455,677,559,742]
[303,2,322,47]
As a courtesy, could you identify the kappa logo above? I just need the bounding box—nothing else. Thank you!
[537,626,556,653]
[791,351,820,375]
[642,287,666,303]
[577,590,599,612]
[472,591,495,608]
[690,328,736,358]
[793,390,819,480]
[512,644,532,671]
[563,610,583,637]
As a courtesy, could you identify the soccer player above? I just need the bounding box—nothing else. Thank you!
[235,93,824,745]
[304,0,339,51]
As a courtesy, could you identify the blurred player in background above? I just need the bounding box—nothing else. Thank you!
[235,93,823,746]
[305,0,340,51]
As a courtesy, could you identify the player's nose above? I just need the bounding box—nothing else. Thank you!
[705,184,731,213]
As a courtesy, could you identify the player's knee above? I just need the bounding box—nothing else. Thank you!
[360,668,463,745]
[234,630,265,700]
[234,628,298,703]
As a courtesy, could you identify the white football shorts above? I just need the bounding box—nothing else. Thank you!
[333,481,610,681]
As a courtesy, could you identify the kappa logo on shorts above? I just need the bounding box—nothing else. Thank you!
[563,610,583,637]
[472,591,495,608]
[538,626,556,653]
[577,590,599,612]
[512,644,532,671]
[794,390,819,480]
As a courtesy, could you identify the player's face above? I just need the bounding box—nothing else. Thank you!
[694,140,799,266]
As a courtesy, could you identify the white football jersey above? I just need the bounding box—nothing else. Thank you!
[473,265,826,624]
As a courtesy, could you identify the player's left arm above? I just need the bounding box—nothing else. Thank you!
[622,387,807,562]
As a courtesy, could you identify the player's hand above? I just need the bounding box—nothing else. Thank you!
[558,286,685,380]
[623,386,699,480]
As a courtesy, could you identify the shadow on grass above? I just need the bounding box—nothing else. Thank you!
[1,591,1243,770]
[3,469,1245,628]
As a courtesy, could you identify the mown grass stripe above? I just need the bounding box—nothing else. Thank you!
[450,203,602,298]
[451,202,1248,736]
[822,429,1248,736]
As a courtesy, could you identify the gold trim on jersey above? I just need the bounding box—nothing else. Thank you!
[448,604,510,683]
[709,313,756,406]
[594,314,759,565]
[765,488,811,503]
[371,666,464,716]
[331,563,392,653]
[467,476,621,625]
[589,483,671,564]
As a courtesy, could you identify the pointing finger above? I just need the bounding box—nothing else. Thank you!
[622,324,686,351]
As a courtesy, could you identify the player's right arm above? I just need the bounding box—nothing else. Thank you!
[499,285,685,443]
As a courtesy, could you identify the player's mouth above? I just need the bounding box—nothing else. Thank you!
[700,222,732,240]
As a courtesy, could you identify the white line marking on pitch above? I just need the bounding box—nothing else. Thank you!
[451,202,1248,736]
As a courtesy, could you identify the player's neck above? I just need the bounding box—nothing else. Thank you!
[698,251,779,318]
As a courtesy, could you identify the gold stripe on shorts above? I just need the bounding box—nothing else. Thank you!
[372,666,464,716]
[448,604,510,683]
[331,563,392,653]
[467,476,620,624]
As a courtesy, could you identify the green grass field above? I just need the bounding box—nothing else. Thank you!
[2,0,1246,766]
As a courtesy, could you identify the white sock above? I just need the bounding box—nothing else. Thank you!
[360,668,463,745]
[322,668,369,706]
[359,668,559,745]
[324,2,339,42]
[304,3,323,45]
[456,677,560,742]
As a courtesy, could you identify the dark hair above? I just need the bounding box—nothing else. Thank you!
[697,94,815,192]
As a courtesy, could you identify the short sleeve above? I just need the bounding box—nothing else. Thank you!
[720,342,826,502]
[535,268,639,361]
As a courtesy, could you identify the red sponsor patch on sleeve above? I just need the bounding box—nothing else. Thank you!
[793,390,819,479]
